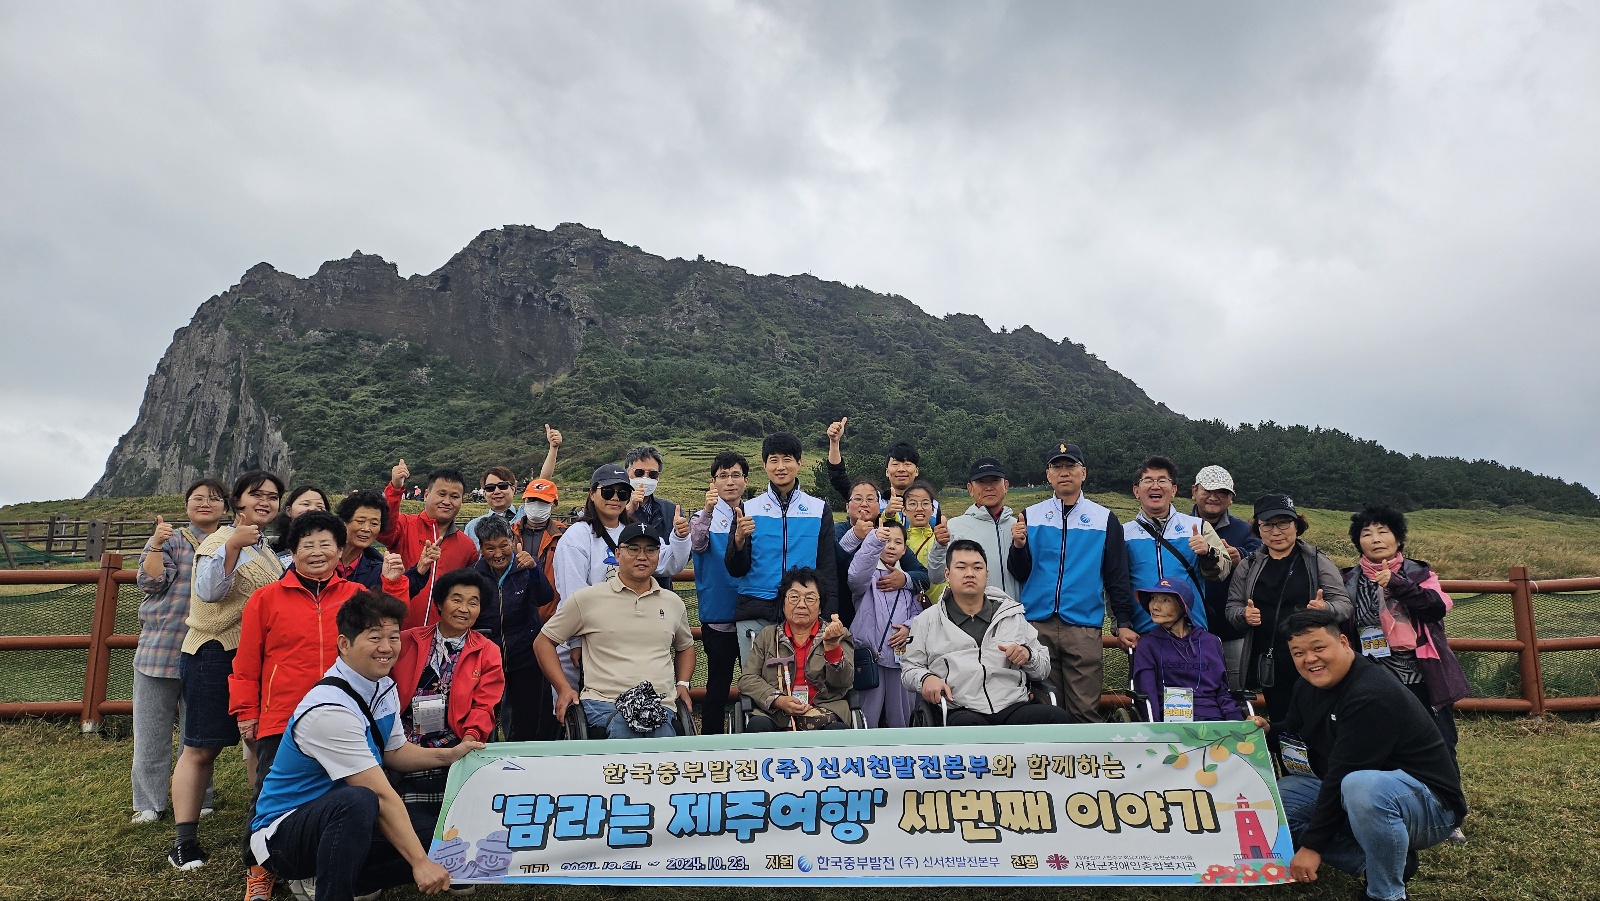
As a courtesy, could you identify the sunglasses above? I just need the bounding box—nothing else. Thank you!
[631,468,661,478]
[482,482,513,492]
[597,484,634,501]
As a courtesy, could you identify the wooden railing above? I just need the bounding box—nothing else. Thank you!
[0,558,1594,730]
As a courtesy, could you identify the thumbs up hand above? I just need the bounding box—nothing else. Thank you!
[1307,589,1328,610]
[733,507,755,547]
[1373,566,1392,588]
[674,505,690,539]
[1224,540,1241,566]
[544,424,562,450]
[391,458,410,490]
[1188,522,1209,555]
[416,539,441,575]
[821,614,847,647]
[148,515,174,549]
[826,417,848,446]
[1011,513,1028,548]
[704,484,719,514]
[1244,598,1262,626]
[883,492,904,521]
[997,641,1031,666]
[933,520,951,546]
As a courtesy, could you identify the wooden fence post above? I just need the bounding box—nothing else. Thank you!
[81,553,123,733]
[85,520,107,563]
[1508,565,1545,716]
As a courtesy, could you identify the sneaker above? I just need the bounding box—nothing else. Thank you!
[167,838,208,871]
[286,876,314,901]
[245,864,278,901]
[353,890,382,901]
[450,887,477,897]
[1447,826,1468,844]
[200,806,215,819]
[131,810,159,825]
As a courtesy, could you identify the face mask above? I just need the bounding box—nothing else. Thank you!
[630,477,659,497]
[522,500,553,523]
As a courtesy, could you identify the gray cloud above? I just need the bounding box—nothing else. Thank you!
[1,0,1596,505]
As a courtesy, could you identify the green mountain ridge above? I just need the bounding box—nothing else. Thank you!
[89,223,1599,516]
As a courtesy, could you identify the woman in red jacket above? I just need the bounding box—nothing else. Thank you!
[393,568,506,812]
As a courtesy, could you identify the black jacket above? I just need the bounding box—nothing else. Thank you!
[1282,654,1467,851]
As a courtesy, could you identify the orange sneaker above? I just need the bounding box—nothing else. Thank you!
[244,864,276,901]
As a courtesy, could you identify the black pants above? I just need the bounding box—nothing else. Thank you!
[502,665,556,742]
[243,733,284,864]
[1404,680,1459,763]
[699,627,739,735]
[263,784,436,901]
[946,700,1075,727]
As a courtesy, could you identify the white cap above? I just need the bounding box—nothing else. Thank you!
[1193,465,1235,493]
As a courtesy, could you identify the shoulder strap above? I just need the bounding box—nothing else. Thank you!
[1136,518,1205,589]
[314,676,383,750]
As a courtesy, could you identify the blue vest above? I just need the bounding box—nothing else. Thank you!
[1017,496,1113,628]
[737,487,827,601]
[1123,510,1210,633]
[692,500,740,624]
[251,662,399,833]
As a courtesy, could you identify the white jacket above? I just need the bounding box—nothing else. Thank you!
[926,504,1020,597]
[898,587,1050,714]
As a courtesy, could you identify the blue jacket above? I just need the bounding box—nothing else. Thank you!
[251,659,400,834]
[692,499,742,625]
[471,558,552,672]
[725,485,837,622]
[1196,507,1261,642]
[1123,510,1218,633]
[1006,495,1134,630]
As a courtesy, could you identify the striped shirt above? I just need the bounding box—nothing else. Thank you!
[133,527,207,679]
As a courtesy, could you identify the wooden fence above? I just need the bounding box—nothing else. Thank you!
[0,556,1595,730]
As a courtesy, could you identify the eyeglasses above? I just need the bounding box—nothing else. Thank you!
[597,485,634,501]
[618,543,660,555]
[482,482,513,492]
[188,495,225,504]
[1259,519,1298,532]
[785,594,821,607]
[1137,477,1174,487]
[631,468,661,479]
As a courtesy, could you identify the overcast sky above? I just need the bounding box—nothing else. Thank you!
[2,1,1598,507]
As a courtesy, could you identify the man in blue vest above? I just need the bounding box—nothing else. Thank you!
[1006,442,1136,723]
[1190,464,1261,687]
[1122,455,1232,634]
[689,450,750,735]
[725,432,838,663]
[248,590,483,901]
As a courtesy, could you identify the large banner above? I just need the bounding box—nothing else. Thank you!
[428,721,1292,886]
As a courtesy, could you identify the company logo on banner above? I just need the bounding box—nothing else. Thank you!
[428,722,1291,886]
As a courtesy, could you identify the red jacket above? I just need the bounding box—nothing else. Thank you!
[393,625,505,743]
[228,570,410,739]
[379,482,480,629]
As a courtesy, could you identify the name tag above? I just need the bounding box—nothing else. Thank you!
[1360,625,1392,658]
[1163,687,1195,723]
[792,686,810,707]
[1279,734,1315,777]
[411,694,447,735]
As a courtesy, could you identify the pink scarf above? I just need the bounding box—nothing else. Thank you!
[1358,554,1451,659]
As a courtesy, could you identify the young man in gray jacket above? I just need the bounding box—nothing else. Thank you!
[926,457,1024,598]
[899,540,1074,726]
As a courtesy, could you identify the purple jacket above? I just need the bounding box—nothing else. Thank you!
[847,530,922,670]
[1131,578,1242,721]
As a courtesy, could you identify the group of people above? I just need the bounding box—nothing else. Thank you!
[128,419,1469,901]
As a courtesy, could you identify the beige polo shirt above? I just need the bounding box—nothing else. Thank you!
[540,576,693,703]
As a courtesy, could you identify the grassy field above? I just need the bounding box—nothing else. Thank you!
[0,715,1592,901]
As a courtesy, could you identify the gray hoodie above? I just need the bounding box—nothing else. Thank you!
[926,504,1020,596]
[898,587,1050,714]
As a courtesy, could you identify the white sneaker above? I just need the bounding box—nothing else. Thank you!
[353,890,383,901]
[287,877,315,901]
[199,806,214,818]
[130,810,159,825]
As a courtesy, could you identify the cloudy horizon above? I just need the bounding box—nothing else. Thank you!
[2,1,1597,507]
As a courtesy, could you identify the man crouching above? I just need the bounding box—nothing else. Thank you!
[247,590,484,901]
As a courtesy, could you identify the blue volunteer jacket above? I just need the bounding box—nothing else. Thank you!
[724,485,838,621]
[1006,495,1135,630]
[1124,510,1213,633]
[693,499,741,625]
[250,658,400,834]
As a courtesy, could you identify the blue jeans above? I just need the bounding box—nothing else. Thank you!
[580,700,677,739]
[1279,771,1459,900]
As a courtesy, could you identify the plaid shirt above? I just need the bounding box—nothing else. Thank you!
[134,527,203,679]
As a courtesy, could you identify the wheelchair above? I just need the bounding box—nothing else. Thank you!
[908,680,1059,727]
[561,693,698,739]
[1117,645,1259,722]
[725,689,867,733]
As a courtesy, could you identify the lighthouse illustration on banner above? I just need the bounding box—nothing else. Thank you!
[1232,794,1274,861]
